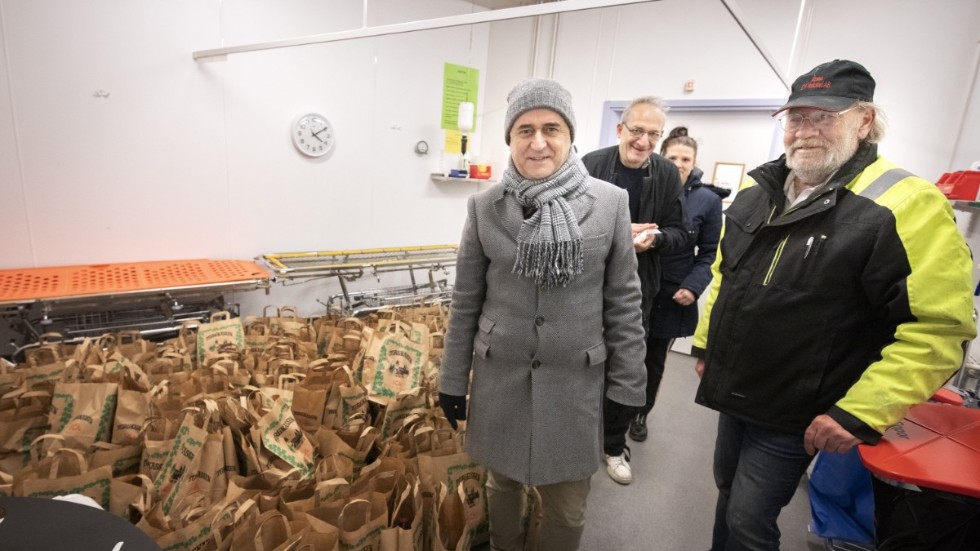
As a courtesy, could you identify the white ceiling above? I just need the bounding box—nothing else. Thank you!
[468,0,559,9]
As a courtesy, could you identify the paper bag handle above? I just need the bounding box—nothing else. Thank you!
[210,311,232,322]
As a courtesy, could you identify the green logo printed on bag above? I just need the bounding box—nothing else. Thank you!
[161,435,205,514]
[154,425,190,489]
[113,453,141,477]
[53,393,75,432]
[447,462,490,539]
[372,340,424,399]
[19,423,50,458]
[95,393,117,442]
[28,478,111,510]
[340,525,384,550]
[25,368,63,384]
[261,398,314,478]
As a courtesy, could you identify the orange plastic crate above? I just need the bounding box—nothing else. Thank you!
[0,259,269,302]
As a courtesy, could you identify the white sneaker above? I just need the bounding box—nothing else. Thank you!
[605,450,632,485]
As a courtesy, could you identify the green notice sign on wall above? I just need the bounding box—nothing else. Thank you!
[441,62,479,131]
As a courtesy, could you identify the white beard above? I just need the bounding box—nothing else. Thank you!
[786,122,862,184]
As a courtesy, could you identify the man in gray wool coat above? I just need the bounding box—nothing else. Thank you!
[439,78,647,551]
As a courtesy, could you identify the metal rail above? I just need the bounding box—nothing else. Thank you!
[258,244,458,313]
[259,245,458,278]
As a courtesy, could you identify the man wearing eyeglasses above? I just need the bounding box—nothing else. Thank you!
[582,97,687,485]
[691,59,975,550]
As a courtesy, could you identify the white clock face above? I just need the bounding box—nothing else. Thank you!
[292,113,334,157]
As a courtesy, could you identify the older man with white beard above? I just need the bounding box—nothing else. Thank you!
[690,59,976,551]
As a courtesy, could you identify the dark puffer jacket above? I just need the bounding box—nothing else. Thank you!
[649,167,724,339]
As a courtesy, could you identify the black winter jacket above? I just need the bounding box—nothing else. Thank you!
[692,143,976,439]
[581,146,687,324]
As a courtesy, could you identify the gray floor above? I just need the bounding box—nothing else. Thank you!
[476,351,824,550]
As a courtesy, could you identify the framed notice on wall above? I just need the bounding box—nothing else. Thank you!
[712,162,746,199]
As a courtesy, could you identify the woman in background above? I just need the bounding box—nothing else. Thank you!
[629,126,727,441]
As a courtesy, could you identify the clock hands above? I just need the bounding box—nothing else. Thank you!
[293,114,333,156]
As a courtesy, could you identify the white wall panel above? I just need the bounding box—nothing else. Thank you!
[797,0,980,181]
[2,0,223,267]
[951,51,980,172]
[0,13,33,267]
[482,0,788,182]
[216,0,359,45]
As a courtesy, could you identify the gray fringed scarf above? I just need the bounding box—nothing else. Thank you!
[502,152,591,288]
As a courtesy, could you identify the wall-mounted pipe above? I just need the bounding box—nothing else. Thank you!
[548,12,560,79]
[193,0,658,60]
[720,0,791,90]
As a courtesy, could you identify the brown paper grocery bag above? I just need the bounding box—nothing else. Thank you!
[116,330,158,363]
[315,453,355,485]
[23,347,75,390]
[90,441,141,477]
[148,485,251,551]
[0,358,23,394]
[323,317,364,360]
[144,349,191,386]
[323,365,368,430]
[229,509,293,551]
[362,322,427,404]
[377,387,429,441]
[109,472,153,519]
[150,509,223,551]
[244,310,275,354]
[418,445,488,545]
[18,447,114,510]
[432,481,471,551]
[112,387,148,445]
[47,381,118,450]
[140,417,174,481]
[315,423,378,478]
[0,388,51,459]
[338,494,387,551]
[153,408,209,515]
[160,320,198,364]
[23,333,69,364]
[255,396,316,479]
[196,311,245,368]
[272,523,340,551]
[291,383,328,433]
[380,474,424,551]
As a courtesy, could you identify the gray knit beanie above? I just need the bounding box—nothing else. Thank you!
[504,78,576,145]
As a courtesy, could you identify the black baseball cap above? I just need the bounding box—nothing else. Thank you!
[773,59,875,115]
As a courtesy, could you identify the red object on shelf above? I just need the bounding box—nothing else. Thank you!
[469,164,492,179]
[936,170,980,200]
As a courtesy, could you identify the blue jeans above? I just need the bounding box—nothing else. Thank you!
[711,413,815,551]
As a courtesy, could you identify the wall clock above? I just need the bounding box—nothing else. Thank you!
[291,113,334,157]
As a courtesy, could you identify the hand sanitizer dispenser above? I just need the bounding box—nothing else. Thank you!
[458,102,475,173]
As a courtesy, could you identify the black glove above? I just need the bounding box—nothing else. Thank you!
[439,392,467,430]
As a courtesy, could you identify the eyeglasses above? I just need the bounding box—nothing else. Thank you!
[778,106,858,132]
[621,123,663,141]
